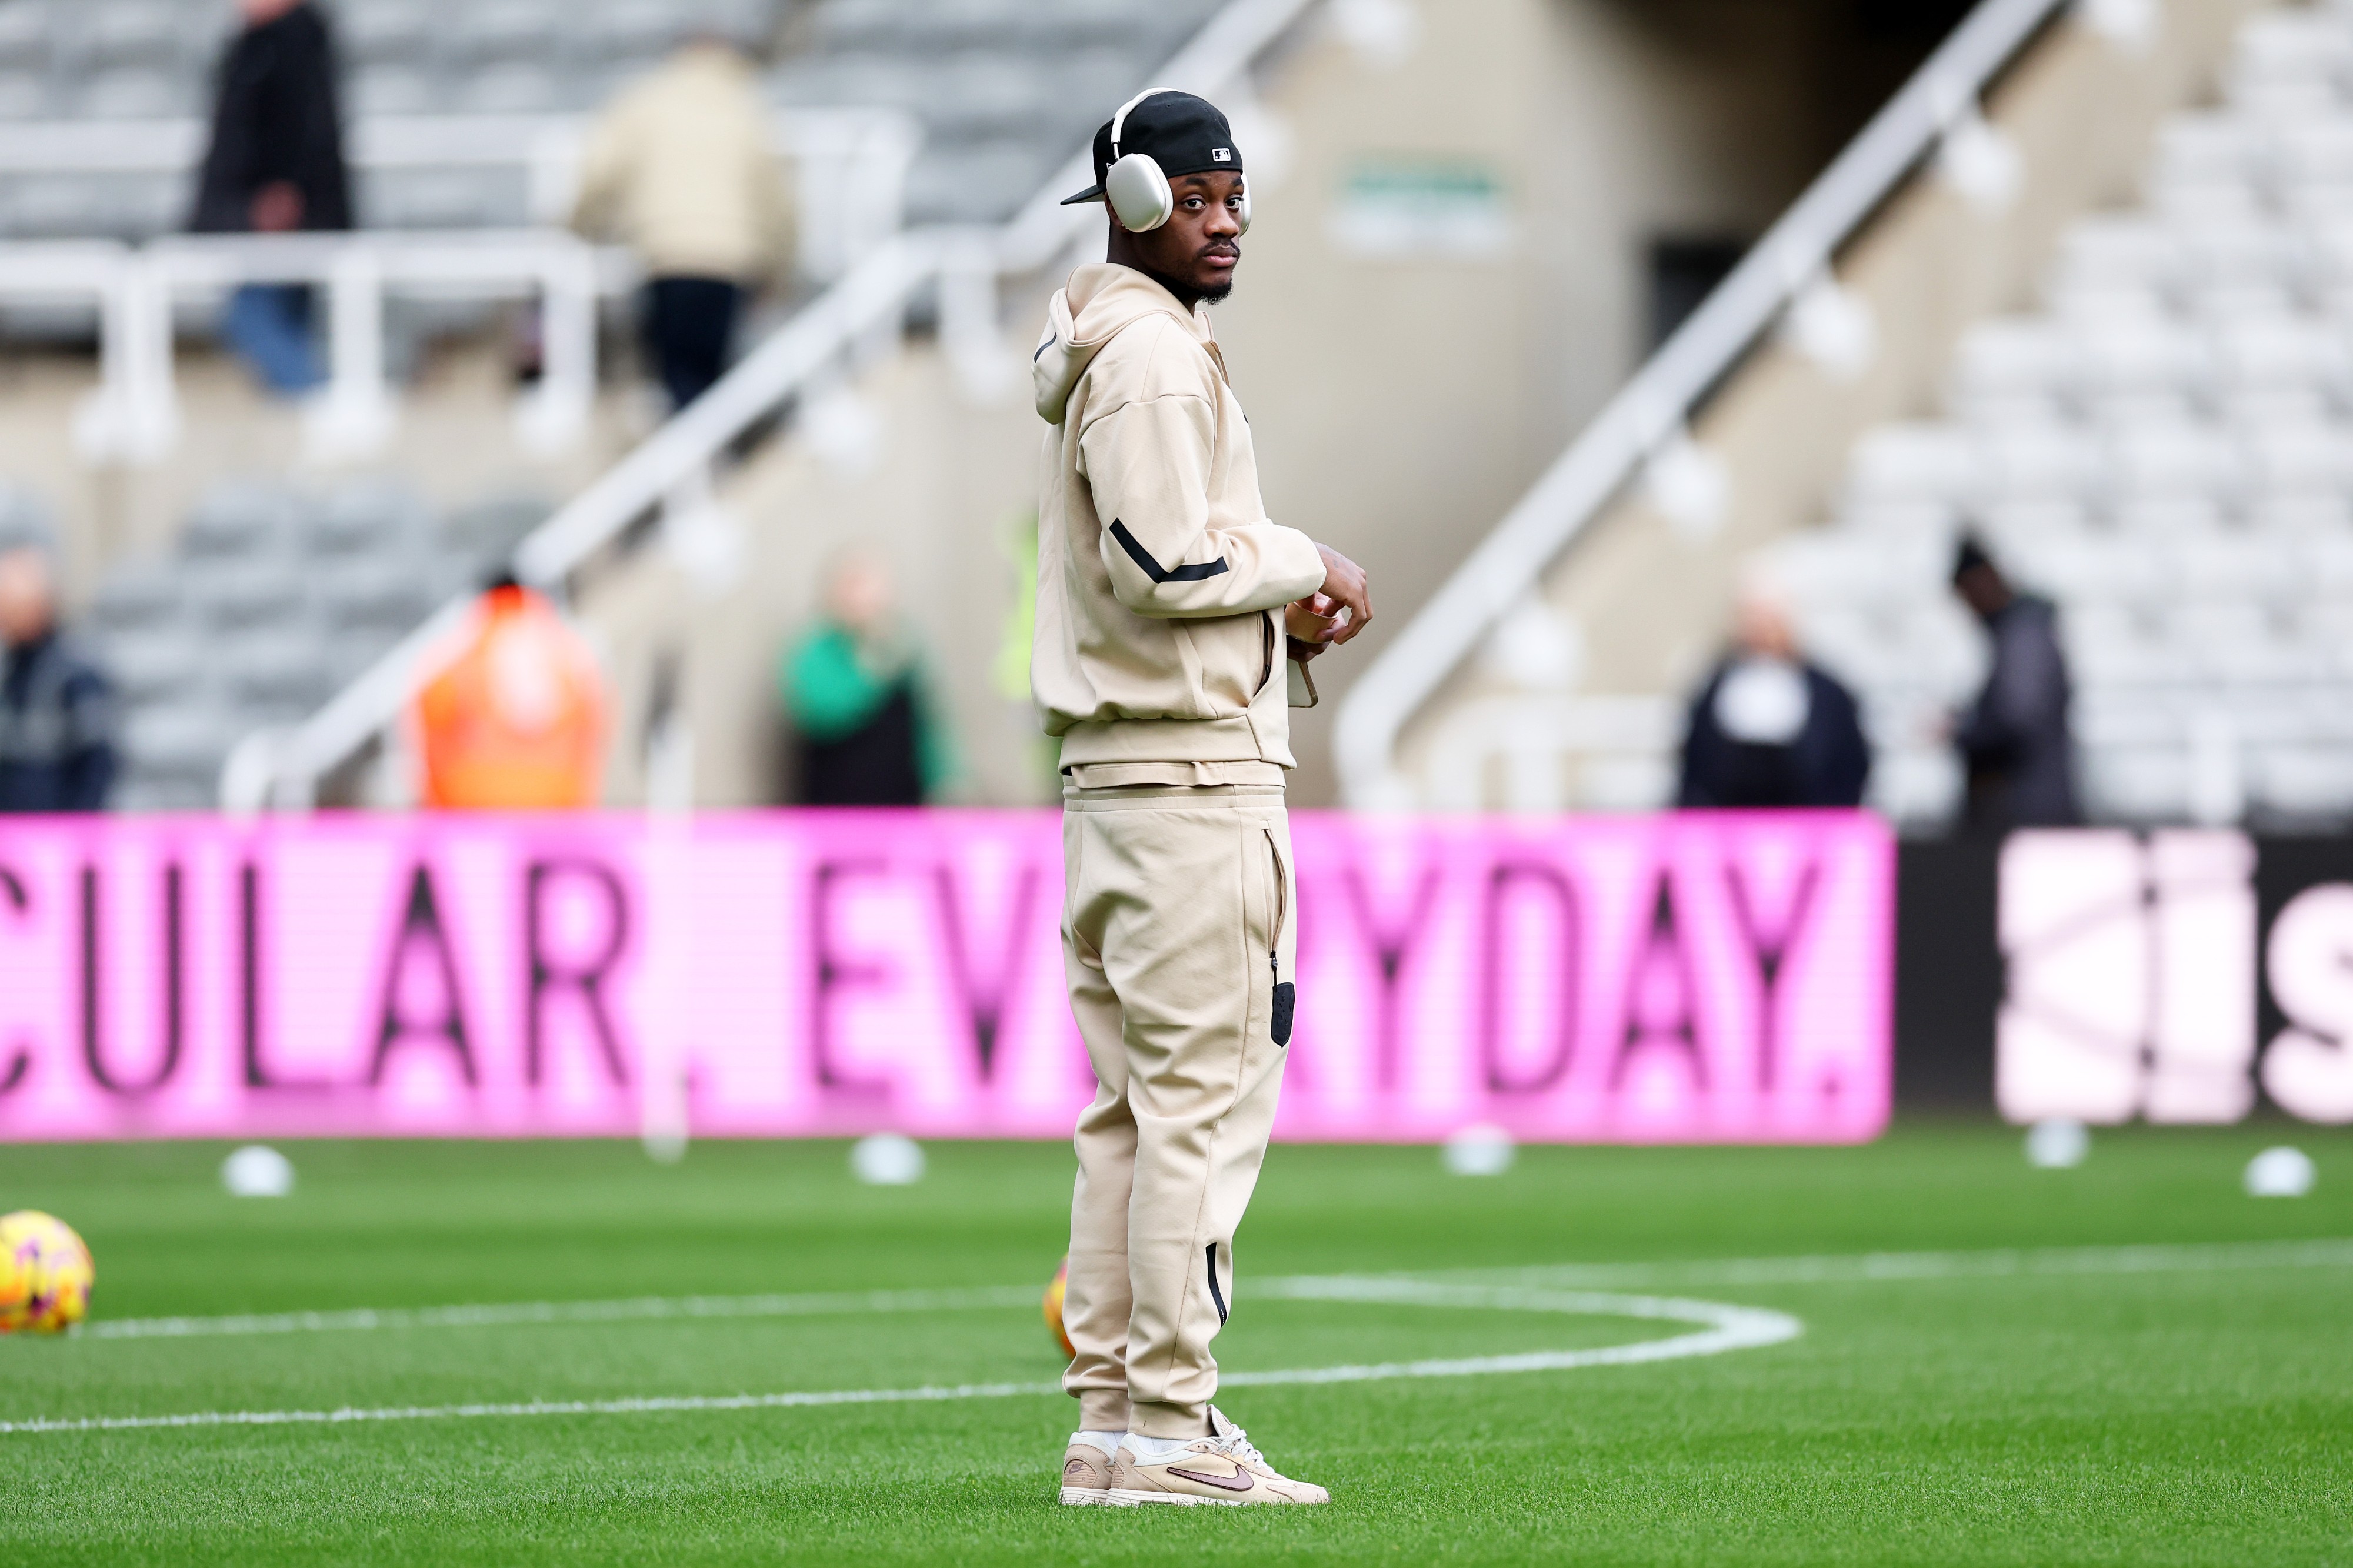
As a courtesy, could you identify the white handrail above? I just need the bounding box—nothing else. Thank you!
[1331,0,2078,809]
[0,108,919,275]
[248,0,1330,810]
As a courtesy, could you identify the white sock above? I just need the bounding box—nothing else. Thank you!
[1071,1430,1125,1459]
[1125,1432,1205,1460]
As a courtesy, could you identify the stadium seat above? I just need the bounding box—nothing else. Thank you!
[442,494,548,571]
[456,64,565,115]
[0,5,46,71]
[218,630,341,719]
[185,558,308,630]
[347,65,442,118]
[181,483,300,561]
[305,481,436,557]
[98,625,206,707]
[339,0,434,65]
[365,169,522,230]
[2252,745,2353,818]
[79,2,184,72]
[312,555,442,632]
[2081,745,2197,822]
[588,0,685,64]
[451,2,561,64]
[120,703,244,788]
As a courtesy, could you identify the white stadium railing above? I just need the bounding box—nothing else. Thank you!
[0,109,917,274]
[0,108,918,465]
[233,0,1328,810]
[1331,0,2140,810]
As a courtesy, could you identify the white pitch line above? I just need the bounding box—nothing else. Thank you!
[77,1237,2353,1343]
[1,1283,1800,1437]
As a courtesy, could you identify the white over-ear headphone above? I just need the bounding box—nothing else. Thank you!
[1102,88,1250,236]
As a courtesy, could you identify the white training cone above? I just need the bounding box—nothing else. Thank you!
[850,1132,926,1186]
[2244,1146,2317,1199]
[2024,1118,2090,1170]
[221,1144,295,1198]
[1442,1123,1516,1177]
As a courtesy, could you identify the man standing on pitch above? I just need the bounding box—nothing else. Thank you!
[1031,89,1372,1508]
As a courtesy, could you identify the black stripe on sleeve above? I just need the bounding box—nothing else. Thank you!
[1109,519,1231,583]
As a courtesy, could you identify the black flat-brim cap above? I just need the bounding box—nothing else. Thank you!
[1060,91,1244,205]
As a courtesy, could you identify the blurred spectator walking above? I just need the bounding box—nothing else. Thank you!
[1950,535,2079,830]
[571,28,793,413]
[782,553,949,806]
[192,0,352,395]
[1678,581,1869,809]
[411,578,610,810]
[0,545,115,812]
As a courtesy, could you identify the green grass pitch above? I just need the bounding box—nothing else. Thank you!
[1,1126,2348,1565]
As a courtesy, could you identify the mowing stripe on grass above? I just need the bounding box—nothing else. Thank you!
[82,1285,1044,1341]
[3,1284,1801,1437]
[79,1237,2353,1343]
[1474,1237,2353,1290]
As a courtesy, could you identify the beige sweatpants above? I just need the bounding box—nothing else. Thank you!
[1059,783,1296,1439]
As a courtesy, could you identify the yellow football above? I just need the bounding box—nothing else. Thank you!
[0,1210,94,1335]
[1043,1253,1074,1361]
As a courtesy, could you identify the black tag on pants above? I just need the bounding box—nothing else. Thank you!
[1271,981,1295,1046]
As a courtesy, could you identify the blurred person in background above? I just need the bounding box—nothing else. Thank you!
[571,26,793,413]
[191,0,351,395]
[780,552,950,806]
[411,576,609,810]
[1950,534,2079,830]
[0,545,115,812]
[1678,579,1869,809]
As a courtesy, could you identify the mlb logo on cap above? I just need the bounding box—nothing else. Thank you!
[1214,148,1231,162]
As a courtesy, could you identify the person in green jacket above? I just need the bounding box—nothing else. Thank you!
[779,552,951,805]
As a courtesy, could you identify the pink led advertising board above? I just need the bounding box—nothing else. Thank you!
[0,810,1893,1144]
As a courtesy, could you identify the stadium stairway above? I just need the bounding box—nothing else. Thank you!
[1335,0,2289,829]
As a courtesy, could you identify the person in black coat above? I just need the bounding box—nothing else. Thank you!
[1950,535,2079,830]
[191,0,351,393]
[0,546,114,813]
[1678,585,1870,809]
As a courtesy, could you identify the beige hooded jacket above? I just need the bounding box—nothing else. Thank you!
[1031,264,1327,775]
[570,44,793,285]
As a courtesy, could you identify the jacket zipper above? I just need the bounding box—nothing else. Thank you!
[1264,828,1287,981]
[1259,610,1276,696]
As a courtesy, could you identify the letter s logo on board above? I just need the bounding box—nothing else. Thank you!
[2261,885,2353,1124]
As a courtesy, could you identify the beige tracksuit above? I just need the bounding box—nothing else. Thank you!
[1032,265,1326,1437]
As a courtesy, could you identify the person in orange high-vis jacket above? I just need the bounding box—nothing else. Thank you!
[412,578,610,809]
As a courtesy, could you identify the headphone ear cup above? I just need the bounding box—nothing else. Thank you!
[1235,184,1251,236]
[1105,153,1174,232]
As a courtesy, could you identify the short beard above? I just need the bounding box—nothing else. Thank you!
[1139,260,1234,311]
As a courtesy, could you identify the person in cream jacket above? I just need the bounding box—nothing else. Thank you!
[1032,90,1372,1510]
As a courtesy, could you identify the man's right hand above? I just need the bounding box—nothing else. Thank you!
[1313,543,1372,645]
[1286,597,1337,662]
[250,181,304,234]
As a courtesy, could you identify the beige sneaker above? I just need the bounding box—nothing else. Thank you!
[1106,1407,1329,1507]
[1059,1440,1116,1506]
